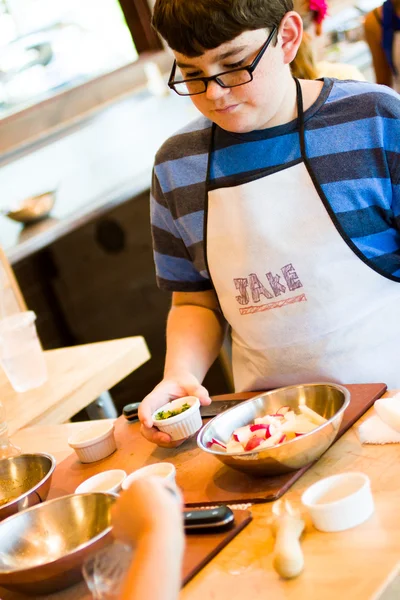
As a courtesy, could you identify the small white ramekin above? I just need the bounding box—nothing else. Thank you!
[152,396,202,441]
[122,462,176,490]
[75,469,127,494]
[301,472,374,532]
[68,421,117,463]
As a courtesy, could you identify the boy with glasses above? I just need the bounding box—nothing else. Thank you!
[140,0,400,448]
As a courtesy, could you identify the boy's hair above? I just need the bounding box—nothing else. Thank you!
[152,0,293,56]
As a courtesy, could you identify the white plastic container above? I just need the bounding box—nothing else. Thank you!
[75,469,127,494]
[122,462,176,490]
[0,311,47,392]
[301,472,374,532]
[152,396,202,441]
[68,421,117,463]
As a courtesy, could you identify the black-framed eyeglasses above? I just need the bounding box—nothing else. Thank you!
[168,26,278,97]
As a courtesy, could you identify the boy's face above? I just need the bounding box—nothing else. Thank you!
[173,27,294,133]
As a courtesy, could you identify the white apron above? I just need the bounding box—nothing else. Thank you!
[205,79,400,391]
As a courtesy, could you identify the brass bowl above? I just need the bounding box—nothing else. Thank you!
[6,190,56,224]
[197,382,350,476]
[0,492,116,595]
[0,453,56,521]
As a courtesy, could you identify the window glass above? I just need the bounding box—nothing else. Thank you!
[0,0,137,118]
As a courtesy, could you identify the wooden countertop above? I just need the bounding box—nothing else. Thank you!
[1,336,150,435]
[2,389,400,600]
[181,395,400,600]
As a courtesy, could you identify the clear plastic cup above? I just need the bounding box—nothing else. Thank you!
[82,542,133,599]
[0,401,20,458]
[0,311,47,392]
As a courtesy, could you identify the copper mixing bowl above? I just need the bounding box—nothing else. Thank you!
[5,190,56,224]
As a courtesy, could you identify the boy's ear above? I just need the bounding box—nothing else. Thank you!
[279,12,304,65]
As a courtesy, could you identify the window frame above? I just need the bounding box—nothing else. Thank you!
[118,0,163,53]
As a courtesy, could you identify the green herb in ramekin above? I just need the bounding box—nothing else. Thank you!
[155,402,191,421]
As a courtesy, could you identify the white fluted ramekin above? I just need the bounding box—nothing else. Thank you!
[122,463,176,490]
[152,396,202,441]
[68,421,117,463]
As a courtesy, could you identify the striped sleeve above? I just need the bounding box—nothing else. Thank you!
[384,93,400,231]
[150,169,211,292]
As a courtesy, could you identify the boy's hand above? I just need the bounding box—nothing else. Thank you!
[139,374,211,448]
[111,476,184,548]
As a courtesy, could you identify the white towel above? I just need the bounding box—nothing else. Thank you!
[357,394,400,444]
[357,415,400,444]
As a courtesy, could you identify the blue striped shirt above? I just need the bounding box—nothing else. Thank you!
[151,78,400,291]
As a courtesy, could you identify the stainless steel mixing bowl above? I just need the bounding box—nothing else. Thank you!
[0,453,56,521]
[0,492,116,595]
[197,382,350,476]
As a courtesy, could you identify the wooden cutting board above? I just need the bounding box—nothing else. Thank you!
[50,383,386,505]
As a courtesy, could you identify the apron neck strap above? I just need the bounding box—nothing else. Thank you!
[206,123,216,186]
[294,77,307,161]
[207,77,307,175]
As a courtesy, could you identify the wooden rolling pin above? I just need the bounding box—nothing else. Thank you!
[271,499,305,579]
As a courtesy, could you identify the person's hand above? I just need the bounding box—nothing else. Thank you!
[139,373,211,448]
[111,476,184,549]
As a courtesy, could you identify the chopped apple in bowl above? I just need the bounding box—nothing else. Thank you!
[208,405,327,454]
